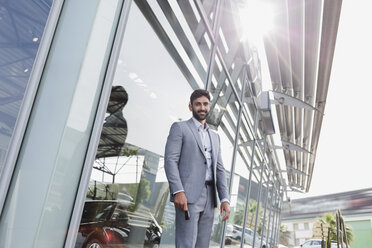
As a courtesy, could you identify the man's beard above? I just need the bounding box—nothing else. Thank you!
[192,109,208,121]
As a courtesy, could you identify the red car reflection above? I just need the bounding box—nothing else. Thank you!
[75,200,161,248]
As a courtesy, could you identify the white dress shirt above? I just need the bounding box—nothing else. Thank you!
[191,117,213,181]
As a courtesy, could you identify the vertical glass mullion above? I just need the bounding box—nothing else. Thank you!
[240,108,259,248]
[265,184,275,246]
[205,0,221,91]
[252,137,268,247]
[271,188,280,246]
[260,163,272,248]
[275,193,283,246]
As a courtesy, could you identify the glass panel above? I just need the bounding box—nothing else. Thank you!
[225,103,266,247]
[205,60,239,246]
[209,109,238,247]
[0,0,51,172]
[242,158,261,248]
[0,0,123,247]
[224,148,265,248]
[224,152,249,247]
[268,188,279,246]
[231,63,246,100]
[208,61,234,129]
[258,181,268,245]
[255,176,268,248]
[75,4,193,248]
[264,184,275,245]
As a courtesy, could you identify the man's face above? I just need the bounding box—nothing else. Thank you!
[189,96,210,121]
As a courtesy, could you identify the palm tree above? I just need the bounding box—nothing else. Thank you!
[233,207,244,226]
[314,213,354,247]
[279,225,291,246]
[248,200,258,229]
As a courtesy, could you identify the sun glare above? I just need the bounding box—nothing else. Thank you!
[239,0,275,45]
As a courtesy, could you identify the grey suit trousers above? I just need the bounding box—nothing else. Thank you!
[175,184,215,248]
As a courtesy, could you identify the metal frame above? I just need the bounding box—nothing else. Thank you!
[239,108,259,248]
[252,138,268,248]
[204,0,222,91]
[0,0,65,216]
[260,166,273,248]
[264,0,343,193]
[266,181,277,246]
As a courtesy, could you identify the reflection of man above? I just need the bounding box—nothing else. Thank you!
[96,86,128,159]
[164,89,230,247]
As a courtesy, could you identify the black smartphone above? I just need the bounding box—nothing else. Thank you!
[185,210,190,220]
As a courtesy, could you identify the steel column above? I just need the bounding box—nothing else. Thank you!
[274,193,283,246]
[268,184,278,247]
[239,109,259,248]
[260,159,272,248]
[252,137,268,248]
[205,0,222,91]
[271,188,281,246]
[265,180,274,246]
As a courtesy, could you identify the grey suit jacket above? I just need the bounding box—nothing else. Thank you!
[164,118,229,207]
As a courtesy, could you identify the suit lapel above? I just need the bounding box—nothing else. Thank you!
[186,118,206,159]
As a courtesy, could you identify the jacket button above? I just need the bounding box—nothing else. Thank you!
[204,162,207,165]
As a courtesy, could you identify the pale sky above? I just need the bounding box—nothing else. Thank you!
[288,0,372,199]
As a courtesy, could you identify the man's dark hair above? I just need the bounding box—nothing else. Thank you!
[190,89,211,104]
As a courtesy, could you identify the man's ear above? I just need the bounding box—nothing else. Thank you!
[188,103,192,111]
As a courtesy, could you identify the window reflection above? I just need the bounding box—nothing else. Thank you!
[0,0,51,171]
[96,86,128,160]
[234,176,265,248]
[74,0,272,247]
[76,85,167,248]
[207,98,238,247]
[75,3,192,248]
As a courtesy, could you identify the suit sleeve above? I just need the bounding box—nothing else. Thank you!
[216,134,229,202]
[164,122,184,195]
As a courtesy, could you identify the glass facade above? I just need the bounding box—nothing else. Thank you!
[0,0,343,245]
[74,1,283,248]
[0,0,51,173]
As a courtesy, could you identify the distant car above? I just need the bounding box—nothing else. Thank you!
[300,239,322,247]
[231,225,266,247]
[278,244,289,248]
[75,200,161,248]
[225,224,234,238]
[230,225,251,243]
[299,239,338,248]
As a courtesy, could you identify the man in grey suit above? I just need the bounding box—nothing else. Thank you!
[165,89,230,248]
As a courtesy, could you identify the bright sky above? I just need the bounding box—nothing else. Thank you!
[289,0,372,199]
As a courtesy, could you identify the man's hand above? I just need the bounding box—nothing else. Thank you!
[174,192,188,211]
[220,202,230,222]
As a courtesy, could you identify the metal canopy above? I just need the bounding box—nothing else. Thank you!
[263,0,343,192]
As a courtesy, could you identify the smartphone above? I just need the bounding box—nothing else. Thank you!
[185,210,190,220]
